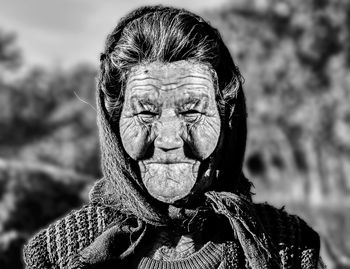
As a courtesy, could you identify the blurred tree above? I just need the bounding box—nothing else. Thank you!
[0,29,21,73]
[205,1,350,267]
[206,0,350,204]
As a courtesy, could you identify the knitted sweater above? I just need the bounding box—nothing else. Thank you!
[23,202,320,268]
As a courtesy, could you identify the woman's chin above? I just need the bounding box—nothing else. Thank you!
[141,162,198,204]
[149,190,191,204]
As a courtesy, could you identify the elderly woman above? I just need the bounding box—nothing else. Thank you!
[24,5,323,269]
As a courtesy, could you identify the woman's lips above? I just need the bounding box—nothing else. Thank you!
[138,160,201,203]
[140,159,199,175]
[142,156,197,165]
[143,160,195,164]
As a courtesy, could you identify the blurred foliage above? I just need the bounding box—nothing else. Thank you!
[205,0,350,267]
[0,64,100,176]
[0,29,21,71]
[0,28,99,268]
[0,0,350,267]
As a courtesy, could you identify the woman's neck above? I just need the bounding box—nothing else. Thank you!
[145,228,204,261]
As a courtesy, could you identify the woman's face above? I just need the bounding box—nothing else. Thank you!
[119,61,221,203]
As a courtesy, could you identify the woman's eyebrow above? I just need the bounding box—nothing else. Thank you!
[130,98,159,112]
[176,94,209,106]
[130,95,159,107]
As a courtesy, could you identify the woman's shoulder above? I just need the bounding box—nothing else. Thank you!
[253,202,321,267]
[23,203,122,269]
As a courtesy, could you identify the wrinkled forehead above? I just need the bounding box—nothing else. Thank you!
[125,60,217,94]
[129,60,214,78]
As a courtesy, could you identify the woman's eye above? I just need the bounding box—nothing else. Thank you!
[180,110,201,122]
[137,111,158,122]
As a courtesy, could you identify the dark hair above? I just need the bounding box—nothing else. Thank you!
[98,6,251,198]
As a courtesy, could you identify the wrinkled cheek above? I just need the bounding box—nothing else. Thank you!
[188,120,221,160]
[120,119,152,160]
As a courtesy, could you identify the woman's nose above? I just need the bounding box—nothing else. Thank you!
[154,119,183,151]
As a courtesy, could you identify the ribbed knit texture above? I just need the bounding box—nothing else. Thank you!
[23,204,121,268]
[138,242,222,269]
[23,202,320,268]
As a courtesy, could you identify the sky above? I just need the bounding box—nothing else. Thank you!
[0,0,228,70]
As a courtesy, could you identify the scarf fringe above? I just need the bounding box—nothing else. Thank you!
[205,191,281,269]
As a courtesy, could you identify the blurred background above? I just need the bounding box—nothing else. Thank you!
[0,0,349,268]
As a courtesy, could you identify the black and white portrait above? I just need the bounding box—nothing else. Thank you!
[0,1,349,268]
